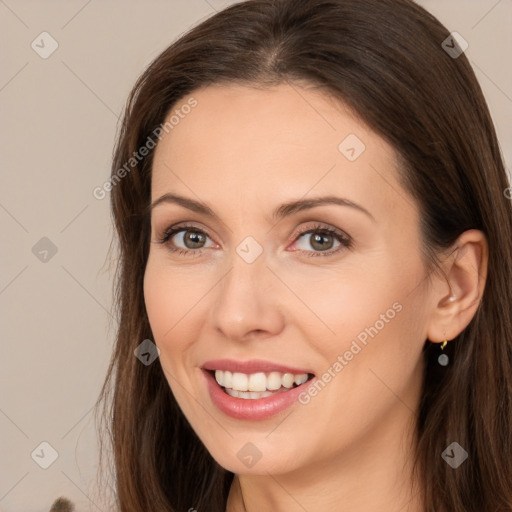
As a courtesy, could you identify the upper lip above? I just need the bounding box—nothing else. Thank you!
[201,359,314,375]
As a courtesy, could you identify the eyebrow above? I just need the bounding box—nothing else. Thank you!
[149,193,375,222]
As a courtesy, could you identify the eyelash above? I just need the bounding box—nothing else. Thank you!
[157,223,352,258]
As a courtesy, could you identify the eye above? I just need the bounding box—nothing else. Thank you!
[157,224,215,257]
[290,223,352,257]
[156,222,352,258]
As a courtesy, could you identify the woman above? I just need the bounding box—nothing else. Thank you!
[96,0,512,510]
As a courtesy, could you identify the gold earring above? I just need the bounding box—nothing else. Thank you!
[438,339,449,366]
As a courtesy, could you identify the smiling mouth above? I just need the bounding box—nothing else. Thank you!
[208,369,315,400]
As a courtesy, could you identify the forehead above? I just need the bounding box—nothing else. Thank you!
[150,83,411,223]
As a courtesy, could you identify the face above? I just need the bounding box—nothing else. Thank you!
[144,83,432,476]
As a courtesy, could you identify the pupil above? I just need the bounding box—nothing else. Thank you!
[186,231,204,248]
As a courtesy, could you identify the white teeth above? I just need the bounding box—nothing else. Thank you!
[214,370,310,392]
[225,388,275,399]
[231,372,248,391]
[223,370,233,388]
[267,372,282,390]
[282,373,295,388]
[295,374,308,385]
[248,372,267,392]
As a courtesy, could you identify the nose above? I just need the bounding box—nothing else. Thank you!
[210,249,286,342]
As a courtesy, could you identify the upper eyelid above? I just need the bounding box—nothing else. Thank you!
[158,222,216,242]
[157,221,350,246]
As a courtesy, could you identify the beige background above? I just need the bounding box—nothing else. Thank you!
[1,1,511,511]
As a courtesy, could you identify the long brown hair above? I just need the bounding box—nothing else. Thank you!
[95,0,512,510]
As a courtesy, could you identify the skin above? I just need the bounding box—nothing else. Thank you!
[143,82,488,512]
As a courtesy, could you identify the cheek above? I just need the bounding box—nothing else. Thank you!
[142,259,202,384]
[143,262,171,341]
[292,253,427,395]
[143,258,205,341]
[309,274,427,431]
[277,254,413,351]
[143,259,206,410]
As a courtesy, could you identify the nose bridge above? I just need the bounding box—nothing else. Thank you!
[211,239,284,341]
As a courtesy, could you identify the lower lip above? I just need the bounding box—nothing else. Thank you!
[202,369,313,421]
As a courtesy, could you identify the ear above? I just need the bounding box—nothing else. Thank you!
[426,229,488,343]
